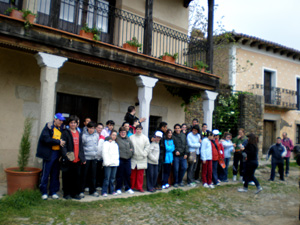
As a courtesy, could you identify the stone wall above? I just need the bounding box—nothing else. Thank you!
[184,97,204,126]
[239,94,264,154]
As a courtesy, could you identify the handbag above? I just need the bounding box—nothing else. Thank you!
[188,151,197,163]
[66,151,75,162]
[219,158,226,169]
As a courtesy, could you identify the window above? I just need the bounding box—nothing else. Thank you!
[297,78,300,110]
[263,69,277,104]
[60,0,75,22]
[296,124,300,144]
[149,116,162,138]
[38,0,50,15]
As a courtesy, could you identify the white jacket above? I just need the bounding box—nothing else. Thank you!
[102,140,119,167]
[201,138,212,161]
[96,139,104,160]
[147,142,160,165]
[130,133,150,169]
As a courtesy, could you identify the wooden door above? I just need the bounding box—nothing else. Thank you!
[56,92,99,129]
[263,120,275,154]
[264,71,272,104]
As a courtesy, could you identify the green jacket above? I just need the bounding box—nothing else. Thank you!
[232,136,247,153]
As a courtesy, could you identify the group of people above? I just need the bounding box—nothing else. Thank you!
[36,106,293,200]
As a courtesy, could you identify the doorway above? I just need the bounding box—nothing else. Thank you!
[56,92,99,128]
[263,120,276,154]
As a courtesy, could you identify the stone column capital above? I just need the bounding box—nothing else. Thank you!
[135,75,158,88]
[202,90,218,101]
[35,52,68,69]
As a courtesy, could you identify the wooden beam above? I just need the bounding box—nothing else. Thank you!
[250,41,258,47]
[266,46,272,52]
[258,44,264,49]
[241,39,249,45]
[143,0,153,56]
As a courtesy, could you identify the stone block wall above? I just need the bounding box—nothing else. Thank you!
[239,94,264,154]
[184,97,204,126]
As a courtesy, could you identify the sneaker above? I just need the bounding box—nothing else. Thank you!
[42,194,48,200]
[126,189,134,194]
[96,187,102,191]
[203,183,209,188]
[173,183,179,188]
[195,180,201,184]
[165,184,170,188]
[79,193,85,198]
[209,184,215,189]
[116,190,122,195]
[64,195,72,200]
[179,182,185,187]
[187,183,196,187]
[51,194,59,199]
[216,182,220,186]
[233,175,237,182]
[112,192,118,196]
[73,195,81,200]
[91,192,99,197]
[239,176,243,181]
[84,187,89,192]
[238,188,248,192]
[255,186,263,194]
[138,189,145,193]
[162,185,167,189]
[249,181,255,186]
[102,193,108,197]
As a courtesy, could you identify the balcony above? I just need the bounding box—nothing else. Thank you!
[0,0,207,68]
[248,84,297,110]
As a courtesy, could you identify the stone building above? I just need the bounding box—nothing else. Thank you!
[0,0,220,179]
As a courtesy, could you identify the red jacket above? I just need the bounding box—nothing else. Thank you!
[215,139,225,159]
[211,140,221,161]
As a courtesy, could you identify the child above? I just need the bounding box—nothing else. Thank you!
[162,129,175,189]
[201,131,214,188]
[221,133,235,182]
[102,130,119,197]
[147,131,163,192]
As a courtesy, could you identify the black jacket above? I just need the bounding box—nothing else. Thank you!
[124,113,139,126]
[172,132,188,157]
[61,129,86,163]
[36,122,65,161]
[243,143,258,163]
[267,143,286,163]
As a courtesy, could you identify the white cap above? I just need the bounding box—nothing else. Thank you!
[155,131,163,138]
[212,129,220,135]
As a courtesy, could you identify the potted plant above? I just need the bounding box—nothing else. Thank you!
[5,118,42,195]
[194,60,209,72]
[79,24,101,41]
[159,52,178,63]
[22,9,37,24]
[123,37,142,52]
[5,7,23,20]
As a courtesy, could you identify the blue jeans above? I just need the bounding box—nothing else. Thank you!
[173,156,187,184]
[162,163,171,185]
[212,160,219,184]
[223,158,230,181]
[102,166,117,194]
[116,158,131,191]
[146,163,158,191]
[39,150,60,195]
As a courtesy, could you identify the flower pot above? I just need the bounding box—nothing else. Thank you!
[193,66,206,72]
[79,30,94,40]
[5,167,42,195]
[10,9,23,20]
[123,43,138,52]
[25,14,35,24]
[162,55,176,63]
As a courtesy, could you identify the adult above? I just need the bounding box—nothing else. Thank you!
[130,125,150,192]
[61,115,86,200]
[172,124,188,187]
[281,132,294,177]
[201,123,208,138]
[82,117,91,134]
[101,120,115,138]
[80,122,99,198]
[162,129,175,189]
[232,128,247,181]
[102,130,119,197]
[267,137,287,181]
[212,130,222,186]
[36,113,66,200]
[181,123,188,135]
[124,106,146,126]
[201,131,214,188]
[186,125,201,187]
[238,134,263,194]
[147,131,163,192]
[115,127,135,195]
[220,133,235,182]
[122,122,130,135]
[194,123,207,183]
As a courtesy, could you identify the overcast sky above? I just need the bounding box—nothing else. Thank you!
[199,0,300,50]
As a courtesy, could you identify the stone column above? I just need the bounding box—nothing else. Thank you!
[135,75,158,137]
[35,52,68,133]
[202,90,218,131]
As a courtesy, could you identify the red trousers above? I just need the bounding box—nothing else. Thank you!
[202,160,212,185]
[131,168,144,190]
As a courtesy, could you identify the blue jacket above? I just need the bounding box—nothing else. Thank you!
[187,132,201,154]
[200,137,212,161]
[164,139,175,163]
[36,122,65,161]
[222,140,234,158]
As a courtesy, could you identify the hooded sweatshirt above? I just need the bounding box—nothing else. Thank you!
[102,140,119,167]
[82,132,99,160]
[187,132,201,154]
[164,138,175,164]
[116,134,134,159]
